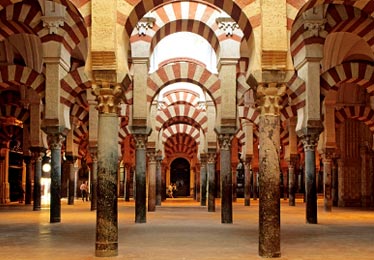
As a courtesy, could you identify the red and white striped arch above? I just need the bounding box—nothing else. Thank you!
[155,103,208,132]
[291,1,374,58]
[320,62,374,96]
[0,104,29,123]
[164,133,198,161]
[238,106,260,125]
[0,65,45,98]
[161,123,200,144]
[335,106,374,132]
[161,88,201,107]
[60,67,90,107]
[148,61,220,104]
[0,2,88,54]
[122,0,256,42]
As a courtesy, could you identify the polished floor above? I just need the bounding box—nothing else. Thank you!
[0,197,374,260]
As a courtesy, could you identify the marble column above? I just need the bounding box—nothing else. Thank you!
[156,156,162,206]
[200,154,207,206]
[24,156,32,205]
[302,134,319,224]
[31,148,44,211]
[244,155,252,206]
[147,150,156,212]
[288,155,298,206]
[331,158,338,207]
[132,130,150,223]
[65,154,76,205]
[207,152,216,212]
[323,150,334,212]
[93,81,122,257]
[257,83,284,258]
[48,133,65,223]
[90,149,98,211]
[217,130,235,224]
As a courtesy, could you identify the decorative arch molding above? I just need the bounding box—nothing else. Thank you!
[320,62,374,96]
[155,104,208,133]
[238,106,260,125]
[291,2,374,59]
[161,123,200,144]
[60,67,91,107]
[148,61,220,105]
[0,65,45,98]
[335,105,374,132]
[122,0,255,43]
[161,88,201,107]
[164,133,198,161]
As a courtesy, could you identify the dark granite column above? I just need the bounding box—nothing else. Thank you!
[24,156,32,205]
[301,133,320,224]
[253,170,258,200]
[93,81,122,257]
[156,155,162,206]
[195,164,201,201]
[216,128,235,224]
[131,127,151,223]
[124,165,130,201]
[147,150,156,212]
[288,155,298,206]
[244,155,252,206]
[257,82,285,258]
[48,133,65,223]
[31,148,44,211]
[232,163,237,202]
[65,154,76,205]
[323,149,334,211]
[200,154,207,206]
[90,149,98,211]
[207,152,216,212]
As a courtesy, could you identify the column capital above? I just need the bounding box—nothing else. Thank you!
[207,152,216,164]
[147,148,156,162]
[256,82,286,116]
[297,126,323,152]
[92,79,123,114]
[47,133,65,150]
[215,126,235,151]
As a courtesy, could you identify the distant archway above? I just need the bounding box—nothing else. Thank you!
[170,158,190,197]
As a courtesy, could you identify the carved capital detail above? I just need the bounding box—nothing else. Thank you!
[133,134,147,150]
[48,133,65,150]
[216,17,239,37]
[301,134,319,152]
[92,81,123,114]
[256,82,286,116]
[303,19,326,37]
[218,134,233,151]
[207,153,216,164]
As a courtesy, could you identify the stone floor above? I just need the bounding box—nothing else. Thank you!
[0,198,374,260]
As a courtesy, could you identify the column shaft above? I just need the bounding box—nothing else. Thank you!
[207,153,216,212]
[200,156,207,206]
[156,156,162,206]
[66,156,76,205]
[32,150,43,211]
[288,156,297,206]
[258,115,281,257]
[90,154,98,211]
[49,134,64,223]
[134,134,147,223]
[219,134,233,224]
[323,156,332,212]
[244,157,251,206]
[305,145,317,224]
[96,114,118,256]
[24,157,32,205]
[147,152,156,212]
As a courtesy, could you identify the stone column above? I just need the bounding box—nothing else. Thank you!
[252,169,258,200]
[360,145,370,207]
[337,158,345,207]
[47,133,65,223]
[244,155,252,206]
[195,164,201,201]
[323,150,334,212]
[257,83,285,258]
[331,157,338,207]
[207,152,216,212]
[147,150,156,212]
[288,155,298,206]
[301,133,320,224]
[90,149,98,211]
[161,163,167,201]
[131,127,151,223]
[216,129,235,224]
[232,162,238,202]
[93,81,122,257]
[0,147,10,204]
[24,156,32,205]
[156,155,162,206]
[65,154,76,205]
[31,148,44,211]
[200,154,207,206]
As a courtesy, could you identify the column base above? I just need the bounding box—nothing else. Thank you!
[244,199,250,206]
[95,242,118,257]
